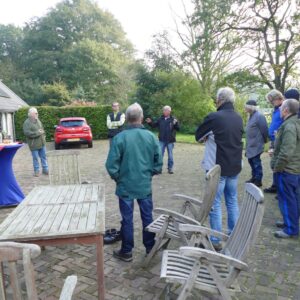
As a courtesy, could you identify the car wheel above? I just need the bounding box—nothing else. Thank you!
[55,143,60,150]
[88,142,93,148]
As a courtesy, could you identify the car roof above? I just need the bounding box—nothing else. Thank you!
[60,117,86,121]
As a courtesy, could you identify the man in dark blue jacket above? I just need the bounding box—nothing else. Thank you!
[146,106,179,174]
[195,87,243,250]
[264,90,284,193]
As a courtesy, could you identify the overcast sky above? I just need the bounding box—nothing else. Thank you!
[0,0,190,57]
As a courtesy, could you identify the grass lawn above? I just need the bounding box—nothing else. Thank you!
[176,133,197,144]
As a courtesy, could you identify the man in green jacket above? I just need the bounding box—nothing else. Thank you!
[106,103,163,262]
[23,107,48,177]
[271,99,300,238]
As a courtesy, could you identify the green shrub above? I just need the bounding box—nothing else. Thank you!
[15,105,111,142]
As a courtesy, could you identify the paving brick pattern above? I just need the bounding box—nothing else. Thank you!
[1,141,299,299]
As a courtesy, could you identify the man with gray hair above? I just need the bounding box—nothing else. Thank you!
[244,99,268,187]
[106,103,163,261]
[145,105,179,174]
[195,87,243,251]
[271,99,300,238]
[264,89,284,193]
[23,107,48,177]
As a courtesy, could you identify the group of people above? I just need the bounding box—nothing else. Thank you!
[21,86,300,261]
[105,86,300,261]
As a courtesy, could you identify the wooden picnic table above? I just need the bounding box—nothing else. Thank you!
[0,184,105,300]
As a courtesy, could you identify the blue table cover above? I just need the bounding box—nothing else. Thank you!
[0,143,25,206]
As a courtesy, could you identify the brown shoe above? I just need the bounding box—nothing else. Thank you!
[34,171,39,177]
[42,169,49,175]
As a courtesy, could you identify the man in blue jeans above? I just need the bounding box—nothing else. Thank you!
[106,103,163,262]
[23,107,48,177]
[145,106,179,174]
[195,87,243,251]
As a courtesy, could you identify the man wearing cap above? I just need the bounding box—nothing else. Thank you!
[145,106,179,174]
[284,88,300,118]
[271,99,300,238]
[264,90,284,194]
[107,102,125,145]
[244,100,268,187]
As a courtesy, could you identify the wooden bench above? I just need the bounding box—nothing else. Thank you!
[0,242,77,300]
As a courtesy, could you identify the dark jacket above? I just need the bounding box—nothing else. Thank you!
[195,102,243,176]
[271,115,300,174]
[105,124,163,199]
[245,110,268,159]
[148,115,179,143]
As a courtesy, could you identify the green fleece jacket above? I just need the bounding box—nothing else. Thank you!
[105,124,163,199]
[23,118,46,151]
[271,115,300,174]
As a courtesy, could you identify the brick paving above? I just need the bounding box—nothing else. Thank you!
[1,140,299,299]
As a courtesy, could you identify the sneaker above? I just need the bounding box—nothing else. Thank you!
[113,249,133,262]
[263,186,277,193]
[168,169,174,174]
[34,171,39,177]
[42,169,49,175]
[274,230,298,239]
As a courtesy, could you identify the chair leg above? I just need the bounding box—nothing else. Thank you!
[163,283,171,300]
[144,218,171,267]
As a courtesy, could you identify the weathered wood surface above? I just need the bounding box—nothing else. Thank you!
[160,183,265,300]
[47,151,81,185]
[0,242,77,300]
[0,184,105,241]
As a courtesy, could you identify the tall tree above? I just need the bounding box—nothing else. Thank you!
[150,0,241,95]
[227,0,300,92]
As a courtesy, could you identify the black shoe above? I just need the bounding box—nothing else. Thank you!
[168,169,174,174]
[253,180,262,187]
[263,186,277,193]
[104,229,121,245]
[211,242,222,252]
[113,249,133,262]
[275,221,285,228]
[245,178,255,183]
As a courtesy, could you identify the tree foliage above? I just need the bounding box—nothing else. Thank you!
[227,0,300,92]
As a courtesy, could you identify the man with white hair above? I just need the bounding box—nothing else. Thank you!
[23,107,48,177]
[106,103,162,262]
[271,99,300,238]
[244,99,268,187]
[145,105,179,174]
[195,87,243,251]
[264,89,284,193]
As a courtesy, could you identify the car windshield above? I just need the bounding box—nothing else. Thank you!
[60,120,85,127]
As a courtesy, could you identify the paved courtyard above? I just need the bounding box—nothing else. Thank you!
[1,140,300,299]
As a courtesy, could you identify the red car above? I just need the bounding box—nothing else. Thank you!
[54,117,93,149]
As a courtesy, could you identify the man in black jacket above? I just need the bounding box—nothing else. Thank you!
[146,106,179,174]
[195,87,243,250]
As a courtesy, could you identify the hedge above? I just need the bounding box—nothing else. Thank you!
[15,105,111,142]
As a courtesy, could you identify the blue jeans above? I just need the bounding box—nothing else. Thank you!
[275,172,300,236]
[31,146,48,172]
[159,142,174,170]
[119,196,155,253]
[209,175,239,243]
[248,153,263,181]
